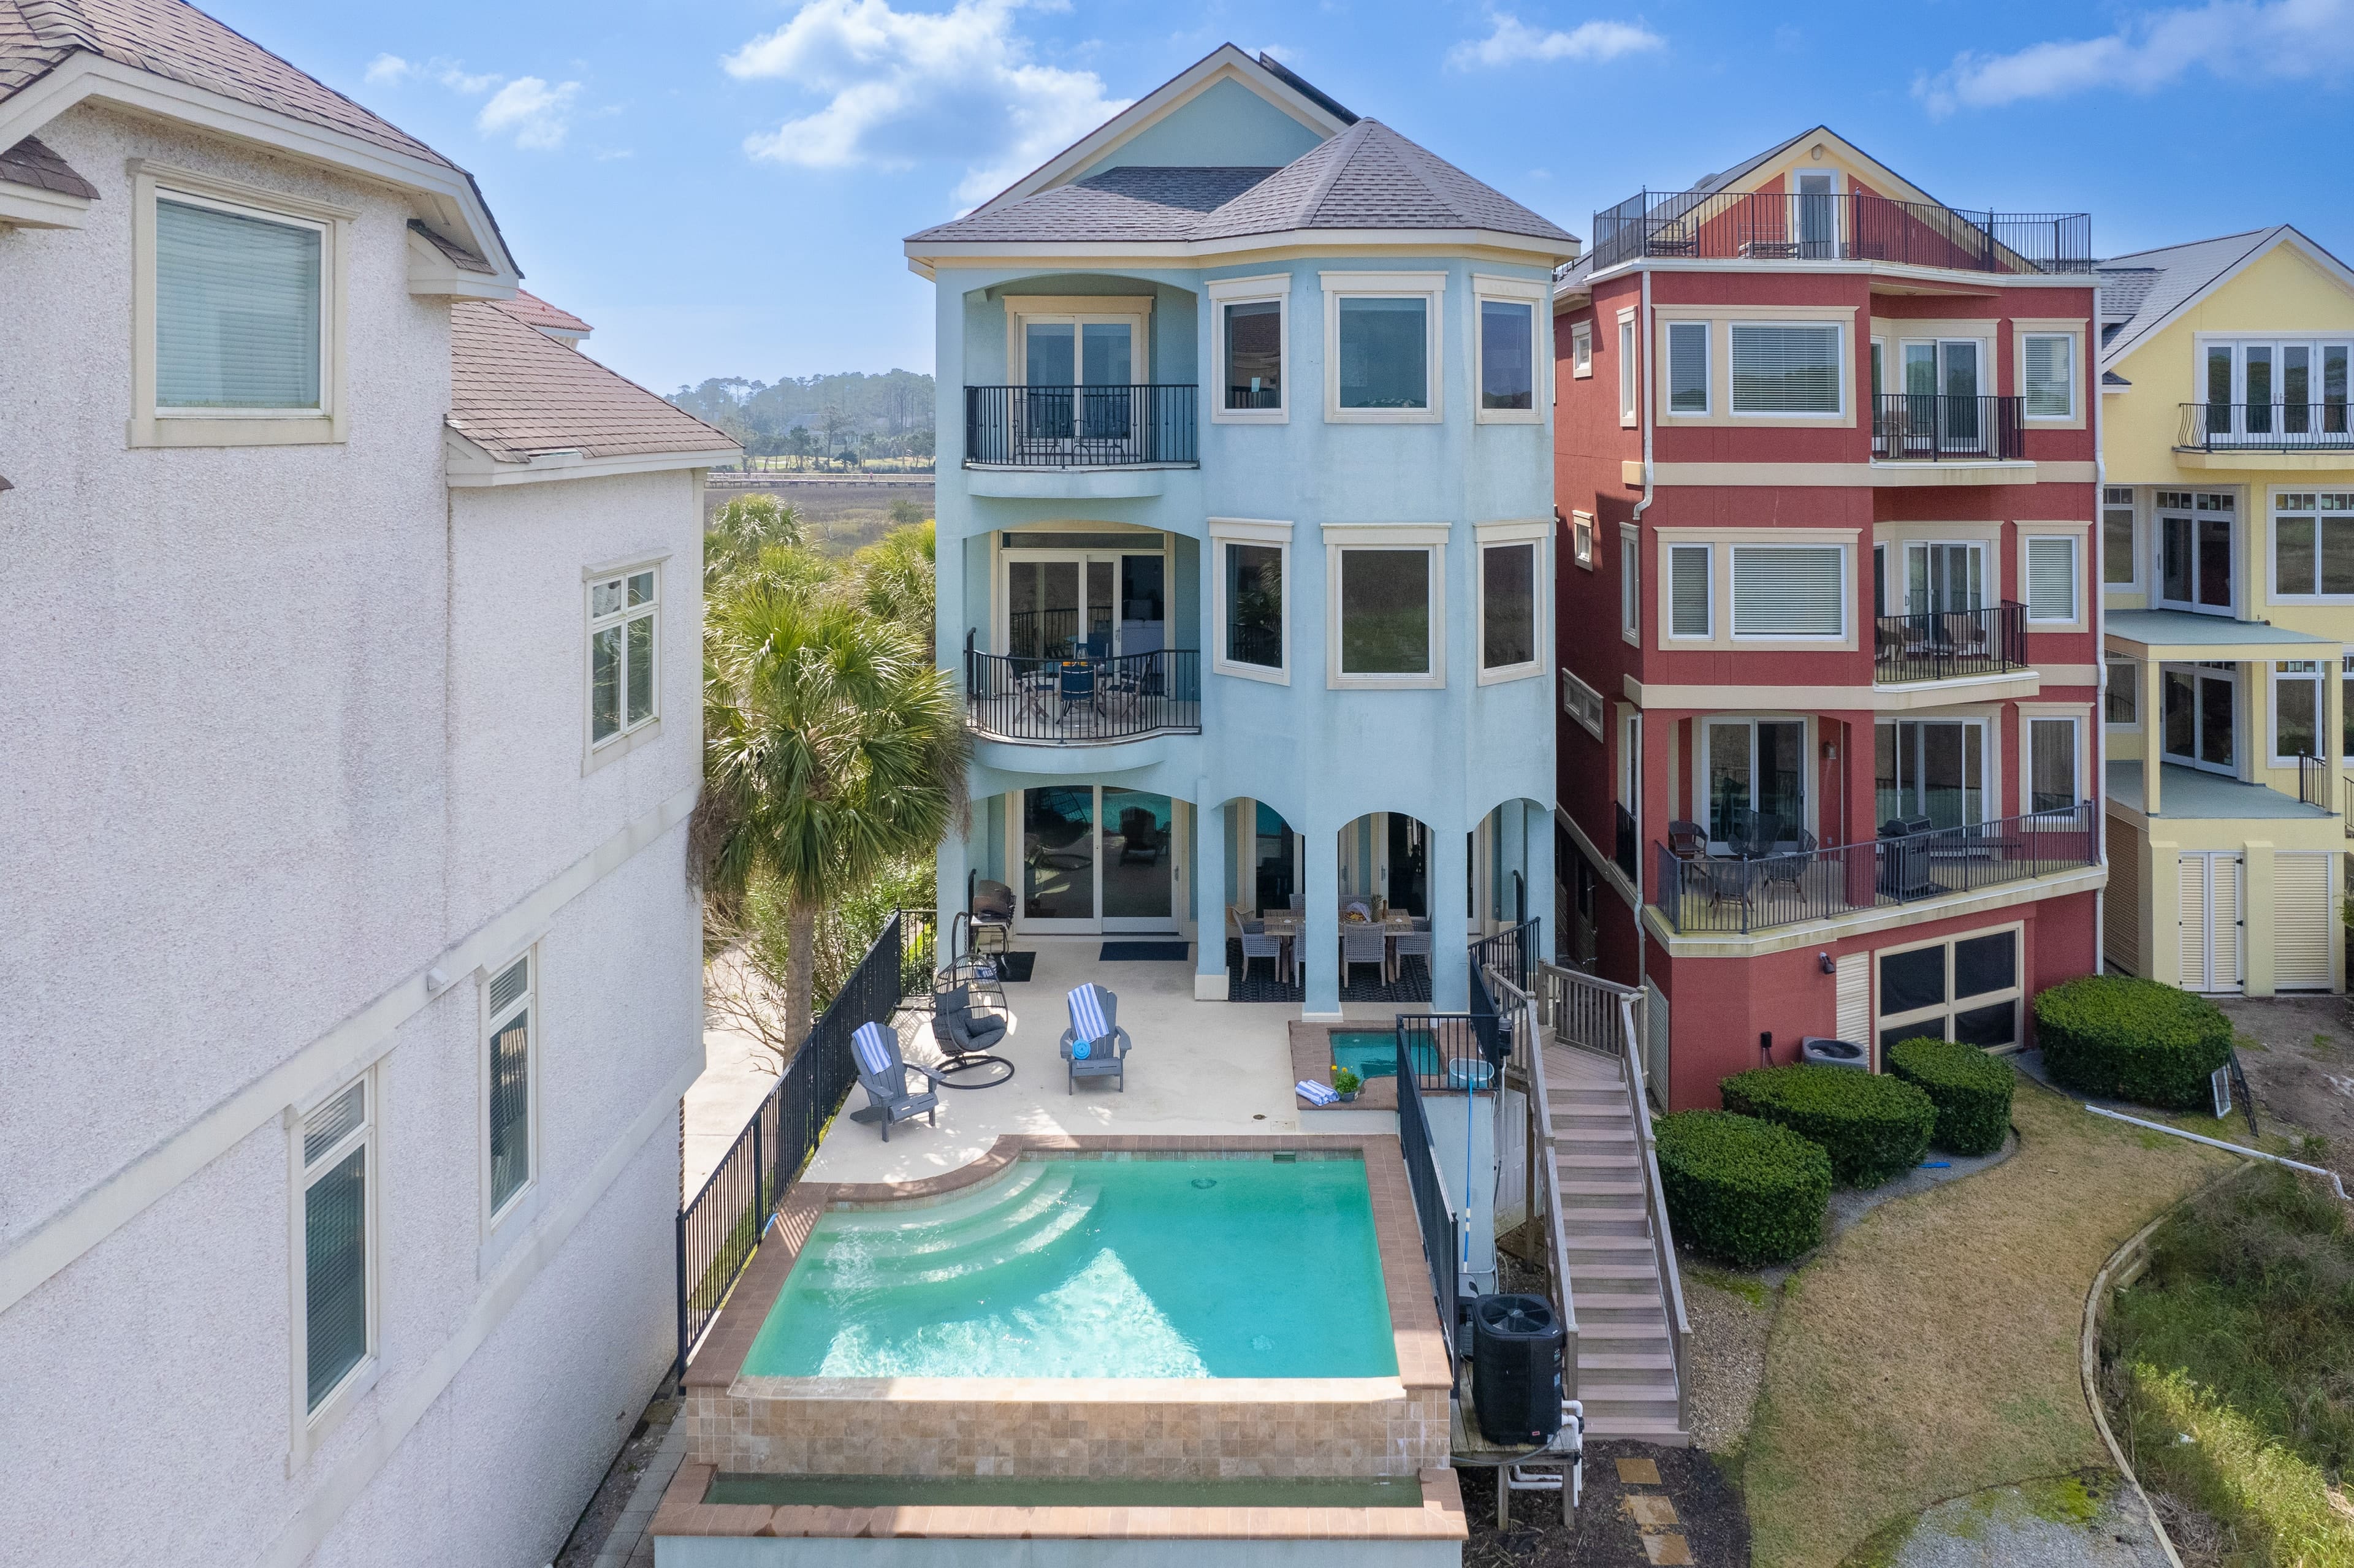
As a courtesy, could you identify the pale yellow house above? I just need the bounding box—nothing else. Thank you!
[2100,227,2354,995]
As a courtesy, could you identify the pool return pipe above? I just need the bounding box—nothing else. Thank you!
[2083,1106,2349,1201]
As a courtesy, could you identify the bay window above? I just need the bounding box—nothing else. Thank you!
[1475,278,1543,417]
[1327,531,1442,685]
[1325,273,1442,420]
[1210,274,1287,419]
[1479,535,1540,676]
[1219,538,1286,676]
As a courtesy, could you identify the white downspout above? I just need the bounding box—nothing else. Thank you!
[1632,265,1656,1009]
[2092,322,2108,973]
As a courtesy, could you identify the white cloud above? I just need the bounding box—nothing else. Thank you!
[1916,0,2354,115]
[478,77,583,150]
[724,0,1129,205]
[1447,13,1664,70]
[364,53,411,85]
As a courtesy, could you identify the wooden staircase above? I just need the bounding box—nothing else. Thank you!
[1539,1040,1689,1444]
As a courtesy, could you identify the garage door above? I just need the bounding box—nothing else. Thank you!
[2274,852,2331,991]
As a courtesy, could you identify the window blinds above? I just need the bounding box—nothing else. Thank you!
[1667,322,1708,412]
[1669,544,1710,636]
[1731,546,1843,636]
[1731,324,1840,413]
[156,198,322,410]
[2026,536,2078,621]
[2024,335,2073,417]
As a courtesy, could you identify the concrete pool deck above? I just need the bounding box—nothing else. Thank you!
[801,937,1414,1187]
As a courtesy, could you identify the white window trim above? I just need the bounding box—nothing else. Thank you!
[129,160,351,449]
[479,945,542,1242]
[585,559,663,773]
[286,1070,379,1471]
[1571,509,1595,571]
[1663,320,1711,417]
[2018,707,2090,813]
[1208,273,1290,425]
[2016,322,2085,426]
[1208,517,1293,684]
[1472,273,1548,425]
[1475,518,1549,683]
[1003,294,1153,386]
[1730,541,1851,642]
[2021,527,2090,630]
[1873,919,2026,1054]
[1619,523,1640,645]
[2103,486,2141,593]
[1325,523,1447,688]
[1617,308,1638,427]
[1727,319,1847,419]
[1570,320,1593,379]
[1663,540,1713,641]
[2266,486,2354,603]
[1561,667,1606,739]
[2269,660,2327,766]
[1320,270,1446,424]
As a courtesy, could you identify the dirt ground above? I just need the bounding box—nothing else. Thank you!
[2209,993,2354,1173]
[1461,1442,1752,1567]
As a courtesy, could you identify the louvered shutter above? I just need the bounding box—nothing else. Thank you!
[2178,854,2210,991]
[156,197,322,409]
[1732,546,1845,637]
[2027,536,2078,622]
[2212,856,2242,989]
[1731,323,1842,413]
[1834,954,1870,1056]
[2274,853,2331,990]
[1669,545,1711,637]
[2024,335,2073,417]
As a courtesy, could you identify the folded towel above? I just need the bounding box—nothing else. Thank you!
[852,1022,897,1076]
[1295,1079,1339,1106]
[1067,982,1111,1046]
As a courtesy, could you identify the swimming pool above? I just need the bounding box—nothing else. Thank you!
[742,1155,1397,1380]
[1328,1029,1439,1083]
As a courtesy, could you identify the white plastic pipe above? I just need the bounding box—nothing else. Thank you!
[2084,1105,2348,1200]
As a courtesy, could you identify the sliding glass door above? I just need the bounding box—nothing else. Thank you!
[1702,719,1807,852]
[1876,720,1987,829]
[1004,546,1165,661]
[1020,786,1178,932]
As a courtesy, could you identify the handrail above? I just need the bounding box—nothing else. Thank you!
[2177,400,2354,453]
[1488,967,1582,1409]
[1619,991,1692,1437]
[1870,393,2025,461]
[964,645,1202,745]
[1873,601,2028,684]
[963,382,1198,468]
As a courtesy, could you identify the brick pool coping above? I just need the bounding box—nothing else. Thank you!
[1290,1021,1400,1113]
[650,1460,1469,1542]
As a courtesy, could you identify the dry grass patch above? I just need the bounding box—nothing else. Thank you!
[1739,1077,2233,1567]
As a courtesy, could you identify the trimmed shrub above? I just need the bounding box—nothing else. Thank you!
[1719,1065,1935,1188]
[1654,1110,1830,1267]
[1886,1037,2014,1155]
[2033,975,2231,1111]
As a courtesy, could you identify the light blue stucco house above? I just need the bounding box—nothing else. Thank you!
[907,46,1579,1017]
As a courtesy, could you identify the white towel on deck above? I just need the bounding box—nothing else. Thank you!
[1068,983,1111,1046]
[1295,1079,1339,1105]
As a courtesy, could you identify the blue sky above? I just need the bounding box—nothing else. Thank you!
[218,0,2354,394]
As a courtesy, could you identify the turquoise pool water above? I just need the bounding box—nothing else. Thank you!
[743,1157,1397,1379]
[1329,1030,1439,1083]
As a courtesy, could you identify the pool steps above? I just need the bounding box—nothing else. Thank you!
[792,1165,1106,1290]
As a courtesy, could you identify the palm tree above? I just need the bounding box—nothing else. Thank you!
[693,582,967,1045]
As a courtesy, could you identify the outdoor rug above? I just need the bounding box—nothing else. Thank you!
[1099,942,1190,962]
[984,952,1036,982]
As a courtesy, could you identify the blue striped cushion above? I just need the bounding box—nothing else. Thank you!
[1067,984,1110,1047]
[852,1022,897,1076]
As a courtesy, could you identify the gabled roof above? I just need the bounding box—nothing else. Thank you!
[0,0,447,166]
[0,131,90,195]
[448,300,736,467]
[2091,227,2354,364]
[908,118,1575,252]
[496,289,593,341]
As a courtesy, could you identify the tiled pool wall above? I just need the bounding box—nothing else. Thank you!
[681,1133,1452,1482]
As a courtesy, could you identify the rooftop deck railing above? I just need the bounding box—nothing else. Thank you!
[964,384,1198,468]
[964,638,1201,744]
[674,910,934,1381]
[1655,801,2097,935]
[1588,189,2092,274]
[1873,601,2027,684]
[1872,394,2025,461]
[2178,402,2354,452]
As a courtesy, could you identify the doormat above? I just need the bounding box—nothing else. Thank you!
[1099,942,1190,962]
[983,952,1036,982]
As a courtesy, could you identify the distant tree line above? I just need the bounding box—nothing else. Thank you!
[668,370,935,462]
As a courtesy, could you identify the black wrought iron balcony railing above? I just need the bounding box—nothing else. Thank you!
[964,641,1200,745]
[1654,802,2097,936]
[1874,601,2028,684]
[2178,402,2354,453]
[1871,394,2025,460]
[2298,753,2332,812]
[1588,189,2093,274]
[963,384,1198,469]
[1613,802,1639,883]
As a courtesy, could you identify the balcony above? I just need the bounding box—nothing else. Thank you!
[1873,601,2027,685]
[962,384,1198,470]
[1871,394,2025,462]
[964,644,1200,747]
[1653,802,2098,936]
[2176,402,2354,459]
[1588,189,2093,274]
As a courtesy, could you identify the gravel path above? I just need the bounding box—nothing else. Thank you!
[1881,1474,2173,1568]
[1681,1273,1775,1455]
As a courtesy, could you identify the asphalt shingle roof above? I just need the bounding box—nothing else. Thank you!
[910,119,1575,249]
[2095,229,2283,363]
[449,300,736,465]
[0,0,448,166]
[0,132,94,196]
[498,289,593,337]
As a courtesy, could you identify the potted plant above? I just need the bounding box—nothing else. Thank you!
[1330,1065,1363,1103]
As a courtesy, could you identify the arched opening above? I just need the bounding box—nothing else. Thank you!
[1333,812,1436,1003]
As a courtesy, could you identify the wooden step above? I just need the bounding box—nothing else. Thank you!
[1572,1320,1671,1342]
[1559,1179,1645,1197]
[1559,1208,1648,1238]
[1577,1352,1675,1373]
[1582,1415,1691,1447]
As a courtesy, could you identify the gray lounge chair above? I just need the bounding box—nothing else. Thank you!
[1057,983,1131,1094]
[851,1021,943,1141]
[932,984,1008,1057]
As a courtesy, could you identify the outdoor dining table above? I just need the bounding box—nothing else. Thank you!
[1255,911,1419,976]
